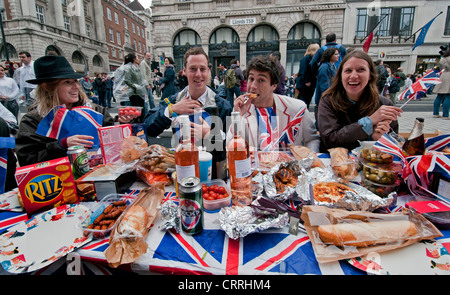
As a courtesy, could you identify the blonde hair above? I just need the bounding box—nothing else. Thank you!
[305,43,320,56]
[31,79,88,117]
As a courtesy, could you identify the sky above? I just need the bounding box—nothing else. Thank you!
[139,0,152,8]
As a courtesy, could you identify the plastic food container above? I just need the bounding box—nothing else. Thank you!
[79,193,137,239]
[361,177,400,198]
[360,141,394,164]
[360,158,402,185]
[201,179,231,213]
[118,106,143,117]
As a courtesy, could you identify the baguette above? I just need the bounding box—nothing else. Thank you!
[317,220,418,247]
[117,205,149,237]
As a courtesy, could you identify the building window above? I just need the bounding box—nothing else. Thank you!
[36,5,45,24]
[84,2,88,16]
[63,15,71,32]
[86,24,91,38]
[137,26,140,36]
[133,39,137,50]
[93,55,103,67]
[107,7,112,20]
[117,32,121,45]
[132,23,136,33]
[72,51,85,64]
[124,18,128,29]
[445,6,450,35]
[142,28,145,37]
[111,48,116,58]
[109,28,114,42]
[356,7,415,37]
[114,12,119,24]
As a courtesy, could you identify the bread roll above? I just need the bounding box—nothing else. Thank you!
[317,220,418,247]
[117,205,149,236]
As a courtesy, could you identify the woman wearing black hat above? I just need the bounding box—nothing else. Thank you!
[15,55,133,166]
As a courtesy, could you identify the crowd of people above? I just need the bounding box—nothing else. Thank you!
[1,34,449,194]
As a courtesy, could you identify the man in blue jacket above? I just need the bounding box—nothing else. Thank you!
[309,32,347,77]
[144,47,232,145]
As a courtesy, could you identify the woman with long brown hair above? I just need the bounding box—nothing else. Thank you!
[317,50,403,152]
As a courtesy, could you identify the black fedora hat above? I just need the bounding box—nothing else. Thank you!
[26,55,85,84]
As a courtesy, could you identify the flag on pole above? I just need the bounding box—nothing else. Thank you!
[363,19,383,52]
[412,15,439,51]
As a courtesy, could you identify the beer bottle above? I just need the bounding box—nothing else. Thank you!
[402,118,425,156]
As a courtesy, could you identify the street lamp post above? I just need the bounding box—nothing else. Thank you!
[0,7,13,77]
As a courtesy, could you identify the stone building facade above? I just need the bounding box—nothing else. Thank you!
[150,0,450,78]
[0,0,150,75]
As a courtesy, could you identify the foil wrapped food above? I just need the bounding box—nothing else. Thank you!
[297,166,396,211]
[263,161,303,201]
[219,199,289,240]
[158,200,180,233]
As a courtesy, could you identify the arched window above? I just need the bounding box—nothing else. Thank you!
[0,43,18,59]
[45,45,61,56]
[246,25,279,61]
[173,29,201,70]
[286,22,321,76]
[209,27,240,78]
[93,55,103,67]
[72,51,85,64]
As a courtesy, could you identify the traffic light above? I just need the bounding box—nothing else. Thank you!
[439,43,450,56]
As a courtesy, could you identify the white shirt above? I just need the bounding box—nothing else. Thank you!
[0,76,20,101]
[15,61,37,96]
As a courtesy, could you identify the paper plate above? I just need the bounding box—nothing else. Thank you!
[0,204,92,273]
[347,240,450,275]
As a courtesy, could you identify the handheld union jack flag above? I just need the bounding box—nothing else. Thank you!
[36,105,103,148]
[0,137,15,194]
[397,69,441,102]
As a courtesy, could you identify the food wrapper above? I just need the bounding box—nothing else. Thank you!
[138,144,176,173]
[257,151,295,171]
[158,199,180,233]
[263,161,302,201]
[119,136,148,163]
[219,198,289,240]
[289,145,325,168]
[104,184,165,268]
[301,205,443,263]
[136,165,173,186]
[296,166,395,211]
[328,147,358,181]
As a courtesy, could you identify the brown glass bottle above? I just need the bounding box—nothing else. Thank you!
[402,118,425,156]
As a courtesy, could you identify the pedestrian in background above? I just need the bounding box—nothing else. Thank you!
[159,57,176,100]
[433,49,450,120]
[104,74,113,108]
[140,51,156,109]
[93,73,107,107]
[296,43,319,108]
[14,51,37,107]
[314,47,339,121]
[0,65,20,120]
[270,51,286,95]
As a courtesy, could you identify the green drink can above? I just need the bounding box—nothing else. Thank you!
[179,176,204,235]
[67,145,90,179]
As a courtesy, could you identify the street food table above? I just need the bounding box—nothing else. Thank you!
[1,154,449,276]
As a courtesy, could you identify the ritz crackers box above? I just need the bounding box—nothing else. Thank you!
[15,157,79,216]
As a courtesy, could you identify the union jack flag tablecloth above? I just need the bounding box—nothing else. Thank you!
[76,191,362,275]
